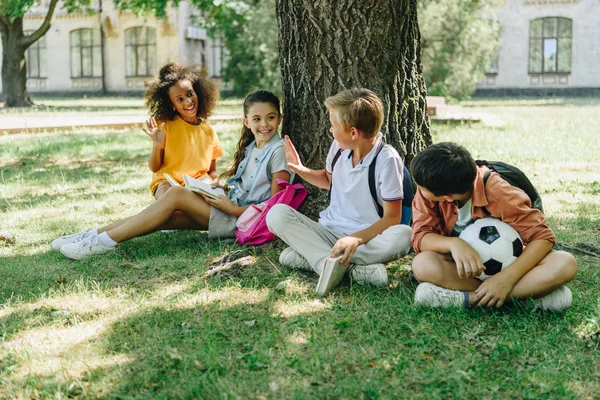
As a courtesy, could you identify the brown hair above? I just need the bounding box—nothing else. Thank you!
[145,62,219,122]
[220,90,281,179]
[324,88,384,138]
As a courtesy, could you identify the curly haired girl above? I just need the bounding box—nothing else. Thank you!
[143,62,221,198]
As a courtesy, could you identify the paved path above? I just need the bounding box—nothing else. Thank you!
[0,113,241,134]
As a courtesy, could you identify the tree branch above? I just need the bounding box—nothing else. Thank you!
[19,0,60,48]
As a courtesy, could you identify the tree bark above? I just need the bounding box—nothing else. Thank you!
[0,0,59,107]
[275,0,431,215]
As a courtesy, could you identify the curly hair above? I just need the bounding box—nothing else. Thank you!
[220,90,281,179]
[144,62,219,122]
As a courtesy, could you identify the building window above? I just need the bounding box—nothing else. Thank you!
[529,17,572,74]
[70,29,103,78]
[125,26,156,77]
[486,52,499,75]
[210,37,225,78]
[25,31,47,78]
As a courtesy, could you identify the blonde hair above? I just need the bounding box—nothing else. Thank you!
[324,88,384,138]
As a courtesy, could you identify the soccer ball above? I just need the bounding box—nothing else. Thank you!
[458,218,523,280]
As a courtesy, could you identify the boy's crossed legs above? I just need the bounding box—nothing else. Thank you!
[266,204,412,294]
[411,250,577,311]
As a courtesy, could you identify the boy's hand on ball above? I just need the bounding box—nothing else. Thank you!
[450,238,486,279]
[472,274,513,308]
[331,236,361,267]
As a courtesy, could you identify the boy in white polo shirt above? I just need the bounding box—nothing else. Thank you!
[266,88,412,295]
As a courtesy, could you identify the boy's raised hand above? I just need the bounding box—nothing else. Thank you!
[283,135,308,174]
[449,237,486,279]
[143,118,166,148]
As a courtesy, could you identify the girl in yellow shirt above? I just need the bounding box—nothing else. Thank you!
[142,62,222,199]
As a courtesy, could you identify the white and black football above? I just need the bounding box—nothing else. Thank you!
[459,217,524,280]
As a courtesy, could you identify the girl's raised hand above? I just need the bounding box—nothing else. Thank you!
[143,118,166,147]
[283,135,306,173]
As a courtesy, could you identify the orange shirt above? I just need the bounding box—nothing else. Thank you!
[411,166,555,253]
[149,116,223,192]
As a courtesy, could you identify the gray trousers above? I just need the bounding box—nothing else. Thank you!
[266,204,412,273]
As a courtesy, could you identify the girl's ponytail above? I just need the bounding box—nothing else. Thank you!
[220,126,255,179]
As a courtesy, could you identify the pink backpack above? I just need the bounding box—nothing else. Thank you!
[235,179,307,245]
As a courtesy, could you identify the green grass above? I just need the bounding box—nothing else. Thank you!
[1,99,599,399]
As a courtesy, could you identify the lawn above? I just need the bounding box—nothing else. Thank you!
[0,98,599,399]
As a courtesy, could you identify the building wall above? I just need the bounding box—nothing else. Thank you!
[479,0,600,90]
[0,0,219,94]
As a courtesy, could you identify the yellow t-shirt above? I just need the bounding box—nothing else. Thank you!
[149,115,223,192]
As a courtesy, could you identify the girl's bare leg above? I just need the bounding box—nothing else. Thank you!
[105,187,212,243]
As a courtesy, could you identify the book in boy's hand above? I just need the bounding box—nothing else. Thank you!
[163,173,225,200]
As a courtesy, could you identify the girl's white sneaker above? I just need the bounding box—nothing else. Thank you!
[60,235,115,260]
[51,229,96,250]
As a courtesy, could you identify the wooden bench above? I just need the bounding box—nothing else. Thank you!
[426,96,446,116]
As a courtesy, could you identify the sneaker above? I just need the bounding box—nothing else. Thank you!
[533,286,572,312]
[51,229,96,250]
[60,235,115,260]
[414,283,469,308]
[315,256,347,296]
[350,263,388,287]
[279,248,312,271]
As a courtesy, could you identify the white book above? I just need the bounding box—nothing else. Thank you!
[163,173,225,200]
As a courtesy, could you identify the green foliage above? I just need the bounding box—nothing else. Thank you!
[189,0,280,96]
[113,0,177,17]
[220,0,280,95]
[0,0,94,22]
[418,0,501,100]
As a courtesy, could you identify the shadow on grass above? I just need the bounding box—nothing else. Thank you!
[4,280,594,398]
[1,237,598,398]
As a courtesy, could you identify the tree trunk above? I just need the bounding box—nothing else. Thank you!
[0,0,59,107]
[275,0,431,215]
[0,18,32,107]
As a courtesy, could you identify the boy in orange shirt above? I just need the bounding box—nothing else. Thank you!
[411,142,577,311]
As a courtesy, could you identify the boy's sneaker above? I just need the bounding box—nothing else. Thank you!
[350,263,388,287]
[51,229,96,250]
[279,248,312,271]
[315,256,347,296]
[414,283,469,308]
[60,235,115,260]
[533,286,572,312]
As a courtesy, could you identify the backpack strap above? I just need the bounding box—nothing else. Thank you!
[368,144,385,218]
[481,169,492,216]
[328,148,344,202]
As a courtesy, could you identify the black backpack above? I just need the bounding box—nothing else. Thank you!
[330,144,414,225]
[475,160,544,213]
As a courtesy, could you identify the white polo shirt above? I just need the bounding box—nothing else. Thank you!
[318,133,405,235]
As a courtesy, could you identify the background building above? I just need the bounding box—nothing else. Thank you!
[477,0,600,95]
[0,0,225,94]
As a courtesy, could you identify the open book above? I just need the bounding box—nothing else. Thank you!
[163,173,225,200]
